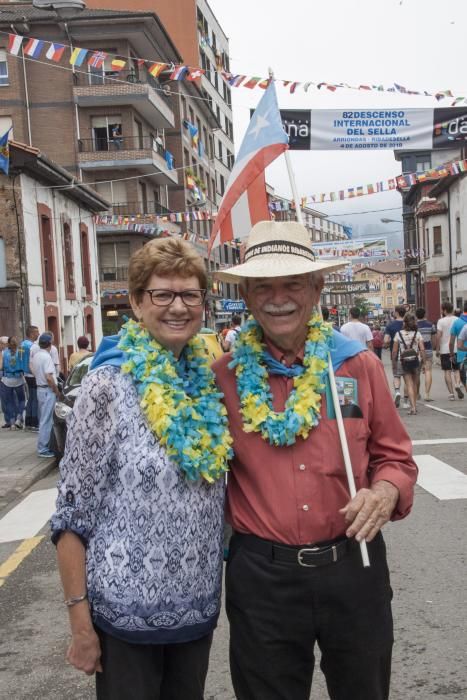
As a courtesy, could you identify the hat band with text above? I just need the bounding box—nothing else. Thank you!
[245,240,316,262]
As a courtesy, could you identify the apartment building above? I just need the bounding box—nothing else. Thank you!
[87,0,235,209]
[394,145,467,317]
[352,260,407,317]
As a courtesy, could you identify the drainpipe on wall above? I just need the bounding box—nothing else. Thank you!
[19,41,32,146]
[447,188,454,303]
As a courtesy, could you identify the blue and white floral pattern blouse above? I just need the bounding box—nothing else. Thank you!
[51,365,225,644]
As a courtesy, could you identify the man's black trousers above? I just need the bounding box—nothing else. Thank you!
[95,629,213,700]
[226,532,393,700]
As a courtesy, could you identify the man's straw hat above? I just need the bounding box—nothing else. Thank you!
[215,220,347,282]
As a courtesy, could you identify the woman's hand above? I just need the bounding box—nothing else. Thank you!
[67,627,102,675]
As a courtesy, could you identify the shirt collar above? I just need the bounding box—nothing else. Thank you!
[264,336,304,367]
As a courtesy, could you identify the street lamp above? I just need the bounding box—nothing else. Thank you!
[32,0,86,19]
[380,217,402,224]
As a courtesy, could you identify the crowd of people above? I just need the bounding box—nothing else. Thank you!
[0,328,91,457]
[332,301,466,414]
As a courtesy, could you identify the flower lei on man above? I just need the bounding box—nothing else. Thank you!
[118,319,233,482]
[229,314,333,446]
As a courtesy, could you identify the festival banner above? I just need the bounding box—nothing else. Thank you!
[311,239,388,259]
[323,281,371,294]
[279,108,467,151]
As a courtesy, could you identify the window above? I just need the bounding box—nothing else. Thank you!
[62,221,75,297]
[456,216,462,252]
[218,140,223,160]
[91,115,122,151]
[387,296,393,307]
[425,226,430,257]
[139,181,148,213]
[386,281,392,290]
[433,226,442,255]
[0,50,8,86]
[219,174,225,195]
[0,115,12,138]
[99,242,130,281]
[80,226,92,297]
[416,158,431,173]
[40,214,56,294]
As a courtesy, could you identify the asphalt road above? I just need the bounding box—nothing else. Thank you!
[0,357,466,699]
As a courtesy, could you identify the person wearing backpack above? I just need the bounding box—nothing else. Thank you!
[392,313,425,415]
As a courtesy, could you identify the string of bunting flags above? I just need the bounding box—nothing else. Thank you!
[4,31,467,106]
[95,210,216,226]
[299,157,467,206]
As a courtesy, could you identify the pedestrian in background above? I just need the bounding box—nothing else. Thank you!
[436,302,464,400]
[30,331,61,376]
[0,335,8,423]
[340,306,373,350]
[448,300,467,393]
[20,325,40,430]
[372,323,384,359]
[384,306,407,408]
[31,333,60,457]
[68,335,91,372]
[392,313,425,415]
[415,308,437,402]
[0,336,26,430]
[222,313,242,352]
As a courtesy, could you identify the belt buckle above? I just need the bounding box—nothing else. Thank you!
[297,544,338,567]
[297,546,320,567]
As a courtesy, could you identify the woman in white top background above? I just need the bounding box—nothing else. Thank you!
[392,313,426,416]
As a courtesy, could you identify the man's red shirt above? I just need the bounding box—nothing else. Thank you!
[213,345,417,545]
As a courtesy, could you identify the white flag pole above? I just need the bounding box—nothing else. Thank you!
[274,71,370,566]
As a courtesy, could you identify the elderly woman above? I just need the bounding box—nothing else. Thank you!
[392,312,425,415]
[51,238,232,700]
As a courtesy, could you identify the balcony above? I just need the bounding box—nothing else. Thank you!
[73,70,175,129]
[77,136,178,187]
[100,266,128,282]
[104,201,173,217]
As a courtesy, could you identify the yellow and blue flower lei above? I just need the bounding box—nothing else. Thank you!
[118,319,232,483]
[229,314,332,446]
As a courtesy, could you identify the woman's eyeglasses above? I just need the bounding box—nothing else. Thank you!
[143,289,207,307]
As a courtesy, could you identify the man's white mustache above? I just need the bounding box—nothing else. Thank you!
[263,304,297,313]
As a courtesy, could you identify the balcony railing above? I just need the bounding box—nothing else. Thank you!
[99,266,128,282]
[73,68,172,109]
[78,135,171,159]
[107,201,172,217]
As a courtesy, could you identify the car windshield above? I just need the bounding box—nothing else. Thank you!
[68,355,94,387]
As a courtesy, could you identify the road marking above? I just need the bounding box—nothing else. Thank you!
[412,438,467,445]
[0,488,57,544]
[424,404,466,419]
[0,536,44,588]
[414,455,467,500]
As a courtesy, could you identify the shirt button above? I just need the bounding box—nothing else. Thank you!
[299,464,306,471]
[302,504,309,511]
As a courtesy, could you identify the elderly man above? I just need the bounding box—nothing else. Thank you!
[213,221,417,700]
[31,333,60,457]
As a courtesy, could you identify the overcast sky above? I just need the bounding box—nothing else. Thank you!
[209,0,467,244]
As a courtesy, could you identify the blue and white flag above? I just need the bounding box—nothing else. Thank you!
[0,128,12,175]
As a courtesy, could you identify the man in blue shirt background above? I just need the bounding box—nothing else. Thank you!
[449,301,467,391]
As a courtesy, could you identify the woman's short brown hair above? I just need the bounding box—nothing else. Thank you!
[128,238,207,303]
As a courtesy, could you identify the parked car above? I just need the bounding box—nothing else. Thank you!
[51,353,94,459]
